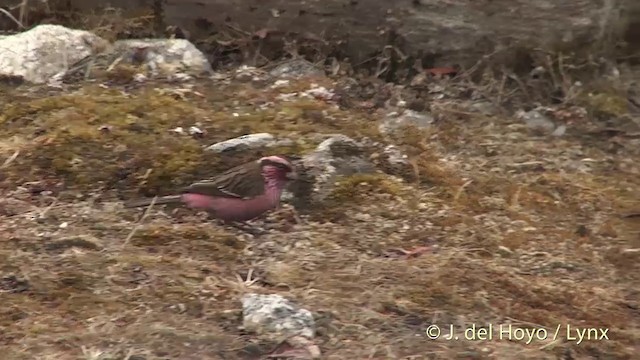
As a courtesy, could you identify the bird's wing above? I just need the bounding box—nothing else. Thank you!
[181,162,266,199]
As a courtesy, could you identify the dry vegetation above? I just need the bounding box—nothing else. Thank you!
[0,67,639,360]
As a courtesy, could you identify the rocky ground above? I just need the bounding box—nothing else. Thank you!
[0,57,639,360]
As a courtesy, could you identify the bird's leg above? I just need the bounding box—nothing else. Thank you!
[202,213,263,235]
[272,203,302,224]
[226,221,267,236]
[289,206,302,224]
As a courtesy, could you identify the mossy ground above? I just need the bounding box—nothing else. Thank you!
[0,77,379,199]
[0,71,638,359]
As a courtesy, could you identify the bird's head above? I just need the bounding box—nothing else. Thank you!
[258,155,298,182]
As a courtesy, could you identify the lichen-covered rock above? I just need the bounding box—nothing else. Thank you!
[268,59,325,79]
[242,293,315,339]
[59,38,212,84]
[376,144,412,177]
[285,135,376,210]
[0,24,109,84]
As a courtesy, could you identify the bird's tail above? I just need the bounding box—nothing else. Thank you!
[123,195,182,208]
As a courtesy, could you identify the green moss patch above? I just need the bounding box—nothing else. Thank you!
[0,80,382,198]
[328,173,405,203]
[576,89,629,119]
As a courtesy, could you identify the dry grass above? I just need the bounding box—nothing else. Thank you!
[0,72,638,360]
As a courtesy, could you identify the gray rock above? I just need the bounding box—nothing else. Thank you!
[269,59,324,79]
[515,109,565,136]
[469,101,498,116]
[112,38,212,76]
[58,37,212,84]
[367,143,416,182]
[234,65,266,83]
[380,144,412,177]
[206,133,285,153]
[286,135,375,210]
[382,144,409,166]
[379,110,434,136]
[0,24,108,84]
[241,293,315,340]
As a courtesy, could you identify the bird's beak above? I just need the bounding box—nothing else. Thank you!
[286,171,299,180]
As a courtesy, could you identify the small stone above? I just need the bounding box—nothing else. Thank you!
[242,293,315,339]
[269,59,324,79]
[303,86,335,101]
[497,246,513,256]
[353,213,372,222]
[234,65,263,82]
[271,79,290,88]
[205,133,276,153]
[515,109,561,136]
[379,109,434,136]
[175,303,187,313]
[188,126,204,137]
[469,101,497,116]
[133,73,147,82]
[171,127,185,135]
[98,124,113,133]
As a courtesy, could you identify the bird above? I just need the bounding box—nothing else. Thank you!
[124,155,298,223]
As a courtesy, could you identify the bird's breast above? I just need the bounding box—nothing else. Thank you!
[207,190,282,222]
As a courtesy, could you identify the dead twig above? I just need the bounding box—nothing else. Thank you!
[457,47,504,79]
[39,197,58,218]
[0,6,25,29]
[453,179,473,203]
[121,195,157,250]
[0,149,19,169]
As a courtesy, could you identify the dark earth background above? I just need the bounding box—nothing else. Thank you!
[2,0,640,79]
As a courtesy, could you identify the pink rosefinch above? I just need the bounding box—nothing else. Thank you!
[124,155,298,222]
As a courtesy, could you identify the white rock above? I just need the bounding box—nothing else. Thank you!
[303,86,334,101]
[0,24,108,83]
[271,79,290,88]
[242,293,315,339]
[170,127,185,135]
[205,133,276,153]
[315,134,360,153]
[113,38,212,76]
[188,126,204,135]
